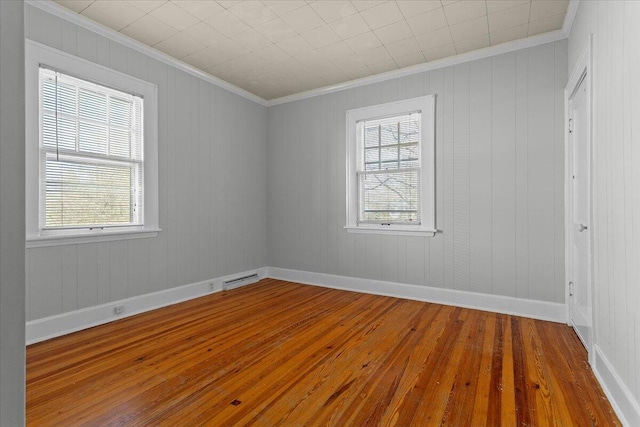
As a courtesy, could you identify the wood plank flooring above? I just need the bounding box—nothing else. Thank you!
[27,279,619,426]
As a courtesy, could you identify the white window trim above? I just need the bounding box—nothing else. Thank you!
[345,95,436,237]
[25,39,160,248]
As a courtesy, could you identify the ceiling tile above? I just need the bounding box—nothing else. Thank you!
[231,29,273,50]
[530,0,569,22]
[55,0,95,13]
[351,1,387,12]
[317,41,355,60]
[396,1,442,17]
[332,54,366,72]
[171,0,224,20]
[344,31,382,53]
[293,49,331,68]
[182,22,227,45]
[309,1,357,24]
[330,14,371,40]
[121,14,178,46]
[126,1,167,13]
[360,1,404,29]
[528,13,565,36]
[374,21,414,45]
[182,45,235,69]
[282,5,325,33]
[205,10,251,37]
[81,1,146,31]
[422,42,456,61]
[368,60,398,74]
[357,46,392,65]
[488,3,530,33]
[489,23,528,45]
[148,2,199,31]
[345,66,373,80]
[415,26,453,51]
[455,33,490,53]
[229,1,278,27]
[253,44,292,64]
[385,37,421,58]
[263,1,307,16]
[449,15,488,42]
[276,35,315,56]
[216,1,241,9]
[153,32,205,58]
[254,17,297,43]
[405,7,448,36]
[301,25,342,48]
[394,51,426,68]
[443,0,487,26]
[486,0,529,15]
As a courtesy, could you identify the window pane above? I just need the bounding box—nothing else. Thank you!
[110,97,132,128]
[45,156,133,228]
[364,125,379,148]
[364,147,379,164]
[110,128,131,158]
[78,89,107,122]
[42,78,76,116]
[78,121,108,154]
[380,146,399,165]
[399,119,419,143]
[380,123,398,146]
[42,114,76,151]
[358,169,419,223]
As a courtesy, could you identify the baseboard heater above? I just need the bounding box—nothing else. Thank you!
[223,273,260,291]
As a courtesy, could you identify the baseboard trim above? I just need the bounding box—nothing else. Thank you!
[266,267,566,323]
[26,267,267,345]
[593,345,640,426]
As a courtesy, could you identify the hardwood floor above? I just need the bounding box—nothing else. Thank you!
[27,279,619,426]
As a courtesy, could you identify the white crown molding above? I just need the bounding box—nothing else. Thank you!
[563,0,581,37]
[26,267,267,344]
[266,267,567,323]
[24,0,269,107]
[593,345,640,426]
[267,29,568,106]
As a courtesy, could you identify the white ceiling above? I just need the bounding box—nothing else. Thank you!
[54,0,570,100]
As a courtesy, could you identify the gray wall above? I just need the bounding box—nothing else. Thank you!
[268,40,567,303]
[24,4,268,321]
[569,0,640,416]
[0,0,26,424]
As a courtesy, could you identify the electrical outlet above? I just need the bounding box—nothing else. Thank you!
[113,305,124,315]
[209,282,215,292]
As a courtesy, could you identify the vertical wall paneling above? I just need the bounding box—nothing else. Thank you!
[24,4,268,321]
[568,0,640,419]
[452,63,471,291]
[491,53,517,297]
[515,50,530,299]
[527,43,557,302]
[469,58,493,295]
[429,69,445,289]
[267,41,566,303]
[0,0,25,422]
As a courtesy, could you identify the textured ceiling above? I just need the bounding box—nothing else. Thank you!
[54,0,570,100]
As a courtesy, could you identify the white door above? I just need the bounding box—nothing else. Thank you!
[567,71,592,352]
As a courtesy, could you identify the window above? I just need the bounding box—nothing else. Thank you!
[345,96,436,236]
[26,41,159,247]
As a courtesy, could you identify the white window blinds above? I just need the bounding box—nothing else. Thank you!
[357,113,421,224]
[39,67,144,229]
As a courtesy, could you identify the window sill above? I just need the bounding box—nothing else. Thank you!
[344,226,437,237]
[26,228,161,248]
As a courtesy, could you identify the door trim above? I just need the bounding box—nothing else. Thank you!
[564,35,595,364]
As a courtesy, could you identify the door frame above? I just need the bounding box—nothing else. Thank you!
[564,35,595,364]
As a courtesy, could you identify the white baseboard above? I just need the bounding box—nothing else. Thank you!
[593,345,640,427]
[266,267,566,323]
[26,267,267,345]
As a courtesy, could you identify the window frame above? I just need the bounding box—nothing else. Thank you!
[345,95,436,237]
[25,40,160,248]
